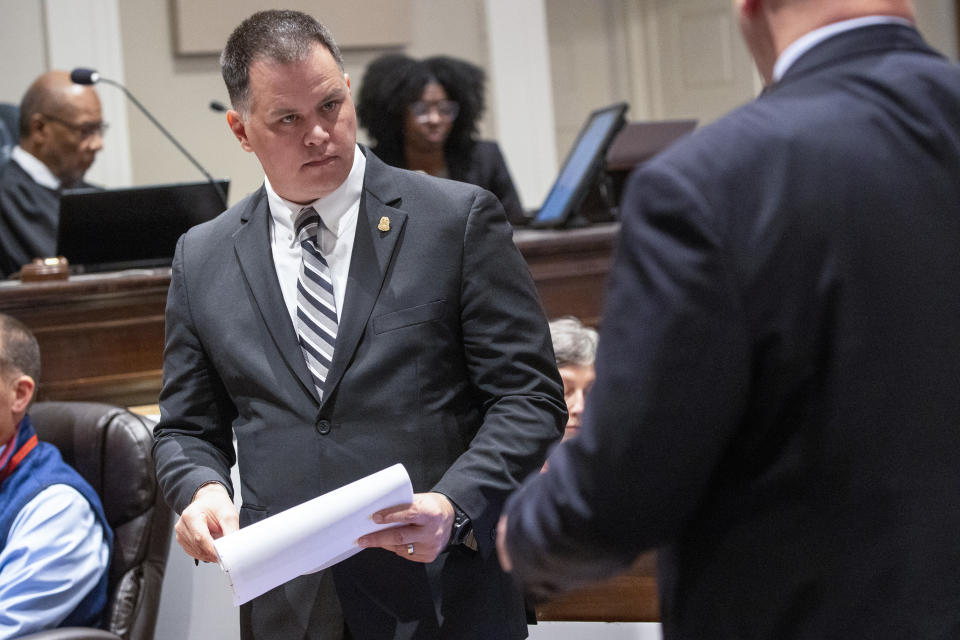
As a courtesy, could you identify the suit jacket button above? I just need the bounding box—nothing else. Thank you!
[316,419,331,435]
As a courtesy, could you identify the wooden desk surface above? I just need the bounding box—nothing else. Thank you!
[515,223,619,327]
[536,552,659,623]
[0,268,171,406]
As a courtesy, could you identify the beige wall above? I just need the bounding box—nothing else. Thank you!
[0,1,47,105]
[2,0,957,205]
[545,0,958,161]
[915,0,959,56]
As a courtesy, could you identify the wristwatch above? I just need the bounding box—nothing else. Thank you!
[449,503,478,551]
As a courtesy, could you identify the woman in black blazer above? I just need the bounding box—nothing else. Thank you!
[358,54,527,226]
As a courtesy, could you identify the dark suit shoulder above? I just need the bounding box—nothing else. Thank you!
[365,151,494,226]
[181,186,263,244]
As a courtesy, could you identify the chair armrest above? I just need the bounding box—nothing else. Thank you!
[16,628,121,640]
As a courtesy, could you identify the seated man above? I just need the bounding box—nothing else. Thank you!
[0,313,112,636]
[548,316,598,443]
[0,71,105,278]
[542,317,597,473]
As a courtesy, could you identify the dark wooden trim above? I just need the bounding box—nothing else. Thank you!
[536,552,659,622]
[0,269,170,406]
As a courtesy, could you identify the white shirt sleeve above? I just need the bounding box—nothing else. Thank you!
[0,484,111,638]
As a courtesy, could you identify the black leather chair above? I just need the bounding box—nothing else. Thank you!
[18,402,173,640]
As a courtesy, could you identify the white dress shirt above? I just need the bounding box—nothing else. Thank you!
[10,146,61,190]
[265,144,366,330]
[773,15,914,83]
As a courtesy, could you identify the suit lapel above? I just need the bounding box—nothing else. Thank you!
[234,187,319,402]
[323,153,407,405]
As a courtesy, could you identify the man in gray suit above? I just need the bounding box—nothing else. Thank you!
[153,9,565,640]
[499,0,960,638]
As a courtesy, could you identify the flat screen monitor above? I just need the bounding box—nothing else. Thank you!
[605,119,697,171]
[57,179,229,273]
[530,102,628,229]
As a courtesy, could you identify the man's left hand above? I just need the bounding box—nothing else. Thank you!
[357,492,455,562]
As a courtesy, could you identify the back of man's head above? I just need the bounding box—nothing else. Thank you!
[221,9,343,115]
[736,0,915,84]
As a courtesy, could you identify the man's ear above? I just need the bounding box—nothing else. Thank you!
[345,73,351,90]
[28,113,47,142]
[12,375,35,414]
[227,110,254,153]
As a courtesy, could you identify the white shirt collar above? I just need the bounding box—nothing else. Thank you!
[11,145,61,191]
[264,144,366,248]
[773,16,914,83]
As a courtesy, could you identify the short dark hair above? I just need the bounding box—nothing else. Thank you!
[0,314,40,383]
[220,9,344,114]
[357,54,486,170]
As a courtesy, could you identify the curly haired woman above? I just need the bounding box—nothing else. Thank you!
[358,54,527,225]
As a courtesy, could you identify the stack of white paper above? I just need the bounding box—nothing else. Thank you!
[213,463,413,605]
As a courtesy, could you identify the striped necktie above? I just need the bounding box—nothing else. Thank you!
[294,207,337,400]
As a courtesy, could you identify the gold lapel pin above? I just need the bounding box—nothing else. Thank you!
[377,216,391,232]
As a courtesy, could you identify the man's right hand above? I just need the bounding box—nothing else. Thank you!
[174,482,239,563]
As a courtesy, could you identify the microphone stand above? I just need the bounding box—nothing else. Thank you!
[97,76,229,210]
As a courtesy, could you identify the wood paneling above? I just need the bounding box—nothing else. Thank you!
[537,552,659,622]
[515,223,618,327]
[0,225,620,405]
[0,271,169,406]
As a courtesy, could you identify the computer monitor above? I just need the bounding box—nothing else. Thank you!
[57,179,229,273]
[530,102,628,229]
[605,119,697,171]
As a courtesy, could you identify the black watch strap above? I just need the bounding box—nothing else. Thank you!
[449,502,478,551]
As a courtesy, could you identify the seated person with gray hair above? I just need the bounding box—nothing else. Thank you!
[0,313,112,636]
[549,316,598,443]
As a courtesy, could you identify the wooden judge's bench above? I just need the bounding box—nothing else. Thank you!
[0,221,659,623]
[0,224,621,406]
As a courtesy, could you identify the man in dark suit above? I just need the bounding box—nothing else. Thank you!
[152,9,565,640]
[0,71,104,277]
[498,1,960,638]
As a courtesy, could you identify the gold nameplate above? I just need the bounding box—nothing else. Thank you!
[377,216,391,232]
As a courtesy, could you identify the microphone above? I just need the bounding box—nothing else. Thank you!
[71,67,228,210]
[209,100,228,113]
[70,68,100,85]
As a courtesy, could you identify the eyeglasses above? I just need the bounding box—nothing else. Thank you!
[409,100,459,123]
[42,113,109,140]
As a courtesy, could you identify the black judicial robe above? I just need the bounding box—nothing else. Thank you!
[0,160,59,277]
